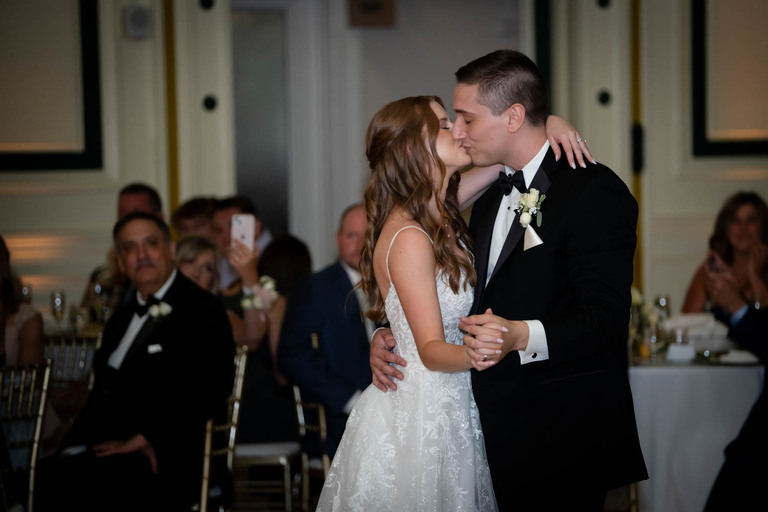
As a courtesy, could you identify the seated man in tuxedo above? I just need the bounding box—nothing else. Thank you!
[278,203,373,456]
[38,212,235,512]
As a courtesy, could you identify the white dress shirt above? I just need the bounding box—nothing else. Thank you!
[108,270,177,369]
[487,142,550,365]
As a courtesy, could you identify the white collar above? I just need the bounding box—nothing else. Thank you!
[136,269,177,305]
[339,260,361,286]
[503,140,550,189]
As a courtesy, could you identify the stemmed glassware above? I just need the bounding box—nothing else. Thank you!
[50,290,66,325]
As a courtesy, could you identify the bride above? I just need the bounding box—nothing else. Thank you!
[316,96,502,511]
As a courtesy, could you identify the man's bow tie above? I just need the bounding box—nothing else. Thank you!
[498,170,526,196]
[135,294,160,317]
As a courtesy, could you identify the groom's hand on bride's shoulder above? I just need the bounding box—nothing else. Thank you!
[370,328,407,392]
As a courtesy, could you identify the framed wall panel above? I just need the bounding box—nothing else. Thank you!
[0,0,102,170]
[692,0,768,156]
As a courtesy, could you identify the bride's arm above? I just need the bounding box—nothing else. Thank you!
[546,115,595,169]
[458,164,503,211]
[388,229,498,372]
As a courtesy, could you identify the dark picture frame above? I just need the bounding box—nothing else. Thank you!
[0,0,103,171]
[692,0,768,156]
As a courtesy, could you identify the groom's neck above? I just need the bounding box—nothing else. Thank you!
[505,126,547,170]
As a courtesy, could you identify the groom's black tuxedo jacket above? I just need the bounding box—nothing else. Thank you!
[63,272,235,508]
[468,148,647,502]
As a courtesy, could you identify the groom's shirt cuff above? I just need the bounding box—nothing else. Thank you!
[518,320,549,364]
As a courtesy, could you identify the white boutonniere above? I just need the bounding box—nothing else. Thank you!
[149,301,172,321]
[241,275,279,310]
[515,188,546,228]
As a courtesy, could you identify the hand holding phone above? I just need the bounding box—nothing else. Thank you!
[231,214,255,252]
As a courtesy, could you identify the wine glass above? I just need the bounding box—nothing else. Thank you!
[50,290,66,325]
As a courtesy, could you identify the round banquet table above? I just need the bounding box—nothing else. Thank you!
[629,359,764,512]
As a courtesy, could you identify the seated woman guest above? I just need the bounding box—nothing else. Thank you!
[175,235,219,293]
[226,234,311,444]
[1,235,44,366]
[176,232,311,443]
[682,192,768,313]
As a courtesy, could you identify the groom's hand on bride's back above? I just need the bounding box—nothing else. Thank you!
[370,328,407,392]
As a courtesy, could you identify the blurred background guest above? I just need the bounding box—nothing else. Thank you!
[1,234,66,507]
[80,182,165,325]
[38,212,234,512]
[230,234,311,444]
[175,235,219,293]
[2,234,44,366]
[702,253,767,511]
[682,191,768,314]
[211,196,273,292]
[171,196,216,240]
[255,234,312,386]
[278,204,371,456]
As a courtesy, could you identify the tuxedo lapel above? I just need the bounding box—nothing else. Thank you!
[488,149,555,283]
[122,315,161,363]
[98,306,135,368]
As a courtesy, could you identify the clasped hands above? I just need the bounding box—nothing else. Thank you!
[370,308,528,392]
[705,247,768,314]
[92,433,158,474]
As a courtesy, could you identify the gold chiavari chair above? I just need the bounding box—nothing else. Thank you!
[198,345,249,512]
[0,362,52,512]
[292,385,330,512]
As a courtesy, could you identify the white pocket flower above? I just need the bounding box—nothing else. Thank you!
[519,211,532,228]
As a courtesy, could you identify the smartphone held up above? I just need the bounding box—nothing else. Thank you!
[231,213,255,252]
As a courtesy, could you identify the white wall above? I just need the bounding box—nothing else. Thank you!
[0,0,235,317]
[2,0,766,321]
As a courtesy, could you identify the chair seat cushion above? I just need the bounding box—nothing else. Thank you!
[235,442,300,458]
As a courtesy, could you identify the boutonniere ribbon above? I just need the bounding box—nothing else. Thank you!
[515,188,546,251]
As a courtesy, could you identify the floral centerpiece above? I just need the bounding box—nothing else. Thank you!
[629,287,662,357]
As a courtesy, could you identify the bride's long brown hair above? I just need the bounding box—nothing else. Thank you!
[360,96,476,323]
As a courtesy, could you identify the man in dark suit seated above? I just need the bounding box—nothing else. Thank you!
[278,203,373,456]
[37,212,235,512]
[703,264,767,511]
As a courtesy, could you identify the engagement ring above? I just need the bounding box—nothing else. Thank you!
[483,354,488,361]
[577,137,586,143]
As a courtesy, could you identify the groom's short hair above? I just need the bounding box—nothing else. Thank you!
[455,49,549,126]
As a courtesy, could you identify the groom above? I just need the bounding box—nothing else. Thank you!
[371,50,647,510]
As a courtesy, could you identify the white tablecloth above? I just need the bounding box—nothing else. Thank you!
[630,362,764,512]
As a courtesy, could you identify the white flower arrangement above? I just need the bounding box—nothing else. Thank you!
[241,275,279,310]
[515,188,546,228]
[149,301,173,321]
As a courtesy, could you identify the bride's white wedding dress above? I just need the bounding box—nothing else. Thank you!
[317,226,497,511]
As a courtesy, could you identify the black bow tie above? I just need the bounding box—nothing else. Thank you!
[134,294,160,317]
[498,170,526,196]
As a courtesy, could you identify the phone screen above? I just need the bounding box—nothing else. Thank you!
[231,214,255,252]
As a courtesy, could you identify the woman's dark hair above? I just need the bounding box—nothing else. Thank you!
[709,191,768,265]
[257,235,312,297]
[1,235,20,315]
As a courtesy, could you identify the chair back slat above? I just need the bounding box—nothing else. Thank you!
[44,332,102,389]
